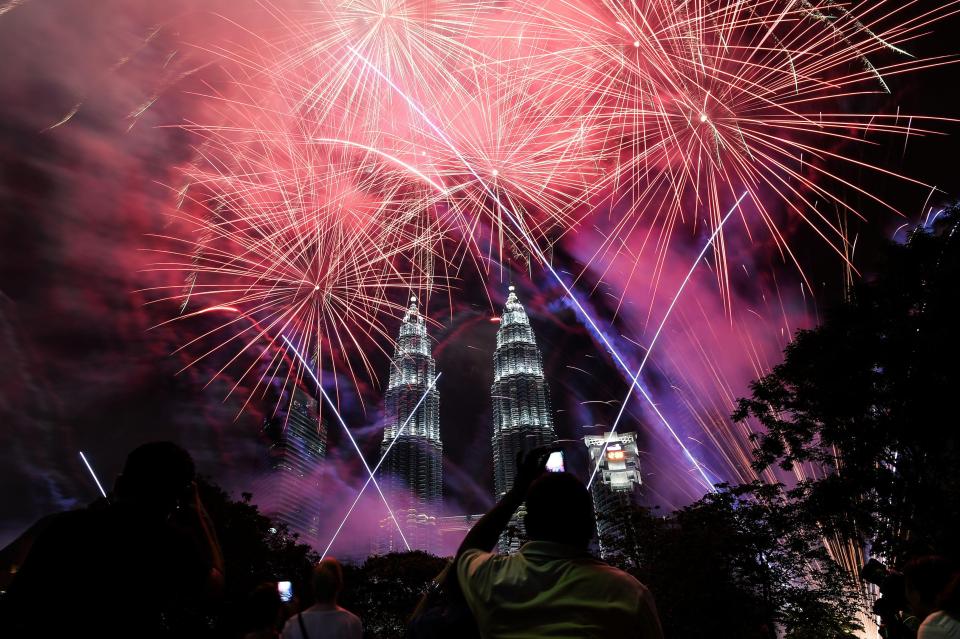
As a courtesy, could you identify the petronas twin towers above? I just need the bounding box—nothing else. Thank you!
[490,286,557,552]
[377,296,443,552]
[269,284,643,557]
[377,286,556,553]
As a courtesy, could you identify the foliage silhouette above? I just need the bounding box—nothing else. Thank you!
[733,207,960,563]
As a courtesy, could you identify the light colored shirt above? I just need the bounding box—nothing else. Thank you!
[457,541,664,639]
[919,611,960,639]
[280,605,363,639]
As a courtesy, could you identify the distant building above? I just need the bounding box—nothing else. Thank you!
[437,514,484,556]
[583,432,642,563]
[376,296,442,554]
[374,510,438,555]
[491,286,557,553]
[266,391,327,539]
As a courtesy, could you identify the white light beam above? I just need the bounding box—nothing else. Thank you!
[322,372,442,559]
[79,450,108,499]
[587,192,748,490]
[281,335,411,551]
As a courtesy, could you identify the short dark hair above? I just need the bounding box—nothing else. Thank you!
[524,472,595,548]
[904,556,957,605]
[117,442,195,509]
[312,558,344,603]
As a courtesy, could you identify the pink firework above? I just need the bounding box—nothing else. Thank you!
[146,80,446,410]
[136,0,955,395]
[532,0,956,309]
[140,0,958,409]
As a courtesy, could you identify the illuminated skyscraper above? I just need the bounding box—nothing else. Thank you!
[266,391,327,539]
[377,296,442,553]
[491,286,557,552]
[583,432,642,563]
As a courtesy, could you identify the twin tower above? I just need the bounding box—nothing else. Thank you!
[378,286,556,553]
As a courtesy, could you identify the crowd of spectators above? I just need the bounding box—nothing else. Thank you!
[1,442,957,638]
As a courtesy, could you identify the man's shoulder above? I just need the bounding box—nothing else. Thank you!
[41,507,97,531]
[573,558,650,594]
[27,508,102,554]
[457,547,501,575]
[920,611,960,637]
[458,547,493,563]
[301,606,362,624]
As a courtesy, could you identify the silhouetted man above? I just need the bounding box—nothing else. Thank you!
[3,442,223,638]
[455,448,663,639]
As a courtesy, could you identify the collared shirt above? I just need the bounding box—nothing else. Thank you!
[919,611,960,639]
[457,541,664,639]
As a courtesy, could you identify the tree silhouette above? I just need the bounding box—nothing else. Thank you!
[340,551,448,639]
[194,477,319,636]
[733,206,960,562]
[604,483,863,638]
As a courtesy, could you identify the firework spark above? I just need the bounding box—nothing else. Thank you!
[541,0,956,310]
[145,87,447,411]
[131,0,956,580]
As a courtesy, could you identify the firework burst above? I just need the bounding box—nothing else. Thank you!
[270,0,493,138]
[145,85,447,411]
[535,0,957,311]
[133,0,956,528]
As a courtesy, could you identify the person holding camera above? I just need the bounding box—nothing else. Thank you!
[454,447,663,639]
[3,441,224,638]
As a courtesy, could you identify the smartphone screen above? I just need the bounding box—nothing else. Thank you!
[277,580,293,603]
[545,450,565,473]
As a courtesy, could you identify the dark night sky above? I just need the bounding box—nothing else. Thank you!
[1,0,959,551]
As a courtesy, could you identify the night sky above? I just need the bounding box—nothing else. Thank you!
[2,0,959,554]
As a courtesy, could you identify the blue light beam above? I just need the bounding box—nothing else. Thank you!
[587,192,748,490]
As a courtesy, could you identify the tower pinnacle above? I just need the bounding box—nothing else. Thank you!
[377,295,442,553]
[490,285,556,552]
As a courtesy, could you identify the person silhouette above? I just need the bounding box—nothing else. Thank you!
[280,558,362,639]
[455,447,663,639]
[3,442,223,638]
[905,556,960,639]
[245,582,283,639]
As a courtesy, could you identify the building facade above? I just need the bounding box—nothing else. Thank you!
[583,432,642,563]
[266,391,327,540]
[377,296,443,553]
[491,286,557,552]
[436,514,483,556]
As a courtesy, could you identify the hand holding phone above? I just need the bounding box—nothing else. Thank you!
[277,580,293,603]
[513,446,552,494]
[545,450,565,473]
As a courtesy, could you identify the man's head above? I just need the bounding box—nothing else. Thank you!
[904,555,956,619]
[312,558,345,604]
[115,442,195,516]
[524,472,595,549]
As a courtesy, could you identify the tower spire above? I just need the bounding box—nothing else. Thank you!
[490,285,556,553]
[403,294,419,323]
[377,295,442,553]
